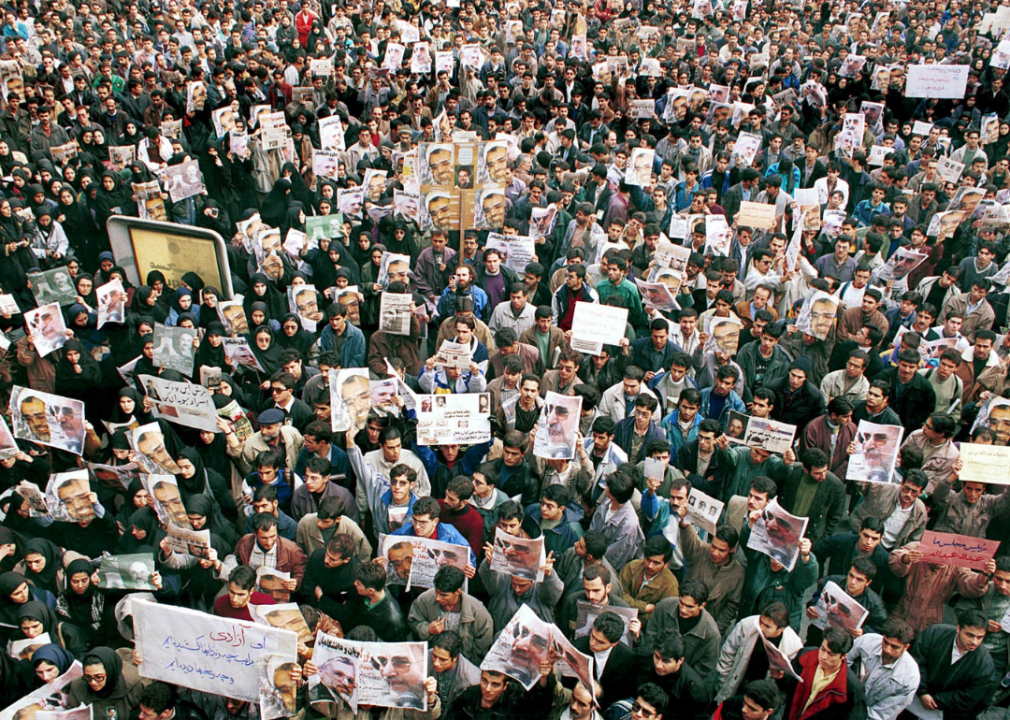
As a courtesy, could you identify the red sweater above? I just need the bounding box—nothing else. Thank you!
[439,501,485,558]
[213,592,276,622]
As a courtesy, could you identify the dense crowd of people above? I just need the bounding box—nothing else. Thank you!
[4,0,1010,720]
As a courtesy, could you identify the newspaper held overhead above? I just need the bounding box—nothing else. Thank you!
[846,420,904,483]
[491,527,546,582]
[746,498,809,571]
[574,601,639,646]
[415,392,491,445]
[379,533,473,591]
[811,580,869,632]
[533,392,582,460]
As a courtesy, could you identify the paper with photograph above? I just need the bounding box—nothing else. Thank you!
[415,392,491,445]
[846,420,904,483]
[491,527,546,582]
[747,498,809,571]
[10,386,86,455]
[533,392,582,460]
[328,369,371,433]
[96,551,158,590]
[811,580,869,632]
[44,470,94,523]
[379,533,472,590]
[24,303,67,357]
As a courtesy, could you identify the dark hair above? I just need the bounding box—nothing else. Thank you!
[957,607,989,630]
[760,600,790,628]
[229,565,256,590]
[354,560,387,591]
[715,524,740,549]
[635,683,669,717]
[413,496,441,518]
[902,468,929,489]
[583,531,607,560]
[850,556,877,580]
[583,563,612,586]
[139,683,176,714]
[593,612,626,644]
[879,616,915,645]
[606,468,635,504]
[433,565,466,593]
[680,579,708,605]
[325,533,355,560]
[751,475,778,499]
[643,534,673,562]
[432,629,464,656]
[253,512,278,533]
[742,680,781,713]
[824,626,854,654]
[654,631,685,662]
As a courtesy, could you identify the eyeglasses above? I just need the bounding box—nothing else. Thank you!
[83,673,107,683]
[631,703,656,718]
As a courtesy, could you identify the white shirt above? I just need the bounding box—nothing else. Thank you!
[883,504,913,550]
[593,646,613,677]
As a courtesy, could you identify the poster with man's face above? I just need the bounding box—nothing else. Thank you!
[337,188,365,220]
[96,278,126,329]
[533,392,582,460]
[704,316,743,356]
[218,297,250,335]
[880,247,928,283]
[419,143,455,187]
[25,303,67,357]
[846,420,904,483]
[45,470,94,523]
[150,324,196,377]
[379,533,470,589]
[490,527,545,582]
[377,252,412,289]
[142,473,191,528]
[131,422,183,475]
[165,159,204,203]
[971,396,1010,446]
[811,580,869,632]
[795,291,839,341]
[626,148,655,187]
[474,188,506,230]
[310,633,428,712]
[478,141,509,186]
[10,386,86,456]
[329,369,371,433]
[481,605,555,689]
[746,498,808,571]
[253,603,314,647]
[96,552,157,590]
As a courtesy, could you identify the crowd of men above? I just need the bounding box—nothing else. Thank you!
[5,1,1010,720]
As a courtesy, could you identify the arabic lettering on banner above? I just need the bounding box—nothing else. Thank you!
[918,530,1000,571]
[133,599,298,701]
[956,443,1010,485]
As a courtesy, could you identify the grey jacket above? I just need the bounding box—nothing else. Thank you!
[643,597,722,678]
[407,590,494,666]
[478,560,564,632]
[849,484,927,550]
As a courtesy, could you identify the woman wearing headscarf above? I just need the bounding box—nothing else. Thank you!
[65,304,102,352]
[251,325,285,377]
[277,313,316,359]
[359,243,385,328]
[261,177,292,228]
[31,643,76,686]
[0,197,38,277]
[92,170,130,231]
[304,234,362,288]
[56,560,113,646]
[12,601,89,657]
[113,480,150,537]
[243,273,287,322]
[23,538,64,596]
[109,388,155,427]
[166,287,201,326]
[117,505,163,554]
[197,197,234,239]
[54,338,103,406]
[282,161,314,211]
[0,571,57,628]
[127,286,169,325]
[195,287,221,330]
[0,527,24,573]
[157,494,231,611]
[66,646,144,719]
[118,119,143,147]
[74,274,99,309]
[27,208,69,268]
[193,321,229,377]
[175,447,236,520]
[282,201,307,239]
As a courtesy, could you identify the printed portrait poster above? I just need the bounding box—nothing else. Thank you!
[309,632,428,713]
[370,378,400,417]
[88,461,141,493]
[318,115,345,152]
[878,246,928,284]
[257,566,293,603]
[846,420,905,483]
[419,143,455,187]
[415,392,491,445]
[393,190,422,222]
[329,369,371,433]
[473,188,506,230]
[0,659,82,720]
[337,187,365,220]
[687,487,725,535]
[811,580,869,632]
[164,159,204,203]
[313,151,341,181]
[130,422,183,476]
[481,604,555,689]
[222,337,265,373]
[574,601,639,646]
[376,252,412,289]
[25,303,67,357]
[218,296,250,335]
[96,278,127,328]
[653,239,692,273]
[96,552,158,590]
[477,141,509,186]
[252,603,314,649]
[704,315,743,356]
[141,473,190,528]
[10,386,86,455]
[12,632,52,660]
[109,144,136,170]
[634,277,679,311]
[36,707,91,720]
[747,498,809,571]
[533,392,582,461]
[45,470,95,523]
[288,284,323,332]
[705,215,732,257]
[971,396,1010,446]
[626,148,655,187]
[491,527,546,582]
[795,291,839,341]
[379,533,472,589]
[150,324,196,377]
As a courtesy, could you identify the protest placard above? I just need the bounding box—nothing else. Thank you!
[481,604,558,689]
[88,461,141,492]
[10,386,86,455]
[43,472,92,521]
[918,530,1000,571]
[687,487,724,534]
[570,302,628,349]
[533,392,582,460]
[221,337,264,373]
[811,580,869,632]
[705,215,732,256]
[11,632,51,659]
[96,552,158,590]
[165,159,204,202]
[936,156,965,185]
[737,201,777,229]
[484,232,536,273]
[847,420,904,483]
[0,413,18,460]
[25,303,67,357]
[378,292,413,336]
[879,247,929,284]
[309,632,428,713]
[727,412,796,453]
[138,374,219,433]
[150,325,196,376]
[747,499,809,571]
[164,522,212,559]
[958,443,1010,485]
[96,278,126,328]
[704,315,743,356]
[653,239,692,273]
[415,392,491,445]
[329,369,371,433]
[491,527,546,582]
[379,533,472,590]
[905,64,970,99]
[252,603,314,648]
[634,277,679,311]
[574,601,639,646]
[134,599,299,702]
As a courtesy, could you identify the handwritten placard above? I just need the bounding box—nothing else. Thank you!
[738,201,777,230]
[918,530,1000,571]
[571,301,629,347]
[905,64,969,99]
[134,599,298,701]
[958,443,1010,485]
